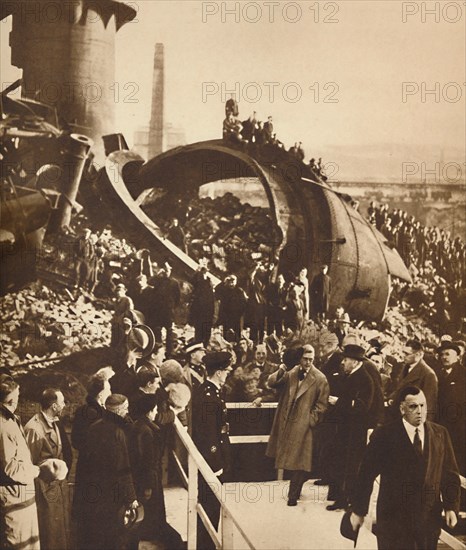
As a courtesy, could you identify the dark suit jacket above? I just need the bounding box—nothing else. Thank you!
[352,420,460,539]
[390,358,438,420]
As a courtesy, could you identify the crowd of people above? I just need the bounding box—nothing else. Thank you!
[222,100,328,183]
[2,182,465,549]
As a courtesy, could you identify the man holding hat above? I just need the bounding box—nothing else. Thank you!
[25,388,72,550]
[437,341,466,474]
[192,351,233,549]
[327,344,374,511]
[266,344,330,506]
[78,394,138,550]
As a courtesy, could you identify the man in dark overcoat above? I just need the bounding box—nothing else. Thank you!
[436,341,466,474]
[188,266,215,347]
[266,345,329,506]
[350,386,460,550]
[152,264,180,356]
[326,344,374,510]
[309,264,331,321]
[77,394,138,550]
[388,339,438,421]
[215,275,248,342]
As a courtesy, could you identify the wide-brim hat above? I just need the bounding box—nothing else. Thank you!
[340,510,360,547]
[127,324,155,358]
[437,341,460,355]
[341,344,366,361]
[203,351,232,374]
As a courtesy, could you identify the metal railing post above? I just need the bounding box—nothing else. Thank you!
[187,453,198,550]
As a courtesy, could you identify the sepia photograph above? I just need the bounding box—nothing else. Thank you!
[0,1,465,549]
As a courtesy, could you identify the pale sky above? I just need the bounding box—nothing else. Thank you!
[1,0,465,181]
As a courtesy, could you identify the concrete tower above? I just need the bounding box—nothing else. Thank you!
[3,0,137,163]
[148,43,165,159]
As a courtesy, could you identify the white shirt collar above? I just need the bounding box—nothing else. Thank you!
[402,418,425,448]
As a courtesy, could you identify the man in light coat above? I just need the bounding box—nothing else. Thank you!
[266,345,329,506]
[25,389,72,550]
[0,374,41,549]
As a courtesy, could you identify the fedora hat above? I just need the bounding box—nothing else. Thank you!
[127,324,155,358]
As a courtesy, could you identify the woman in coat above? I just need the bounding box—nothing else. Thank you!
[266,345,329,505]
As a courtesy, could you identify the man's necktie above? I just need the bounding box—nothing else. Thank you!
[298,369,306,381]
[413,428,423,456]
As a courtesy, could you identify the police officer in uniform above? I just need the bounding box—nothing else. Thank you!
[183,341,207,391]
[191,351,233,550]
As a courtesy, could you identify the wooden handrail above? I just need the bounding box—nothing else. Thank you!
[225,402,278,409]
[173,417,256,550]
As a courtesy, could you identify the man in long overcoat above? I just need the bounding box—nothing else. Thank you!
[1,375,40,550]
[326,344,374,510]
[188,267,215,347]
[266,345,329,506]
[25,389,73,550]
[77,394,138,550]
[350,386,460,550]
[309,264,331,321]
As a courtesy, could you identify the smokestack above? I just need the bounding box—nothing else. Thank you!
[5,0,137,164]
[148,43,164,159]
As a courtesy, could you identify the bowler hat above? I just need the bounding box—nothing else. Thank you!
[203,351,232,374]
[437,342,460,355]
[340,510,360,547]
[342,344,365,361]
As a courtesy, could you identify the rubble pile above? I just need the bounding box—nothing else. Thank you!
[144,192,282,282]
[0,282,112,373]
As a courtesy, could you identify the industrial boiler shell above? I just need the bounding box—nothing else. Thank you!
[100,140,411,321]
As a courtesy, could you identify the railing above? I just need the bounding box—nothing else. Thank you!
[172,416,256,550]
[172,404,465,550]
